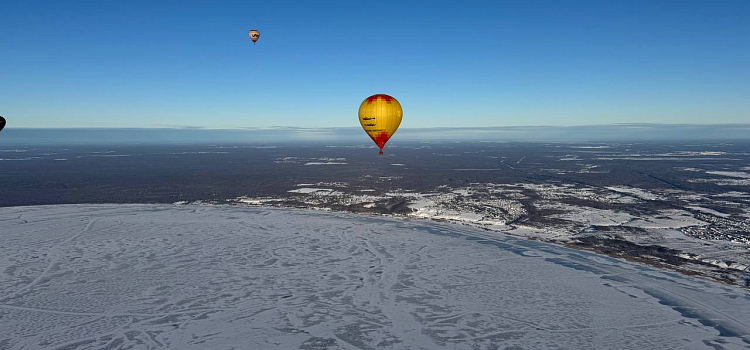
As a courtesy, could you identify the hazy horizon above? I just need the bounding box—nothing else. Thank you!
[3,123,750,145]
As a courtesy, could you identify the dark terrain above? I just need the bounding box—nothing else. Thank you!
[1,140,749,286]
[1,140,749,207]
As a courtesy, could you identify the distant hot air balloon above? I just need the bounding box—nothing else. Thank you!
[358,94,402,155]
[0,116,5,133]
[248,29,260,44]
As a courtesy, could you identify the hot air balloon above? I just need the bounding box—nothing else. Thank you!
[358,94,402,155]
[248,29,260,44]
[0,116,5,133]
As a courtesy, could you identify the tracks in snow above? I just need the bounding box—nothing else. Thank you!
[1,217,97,303]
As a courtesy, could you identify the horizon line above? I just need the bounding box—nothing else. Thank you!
[7,122,750,131]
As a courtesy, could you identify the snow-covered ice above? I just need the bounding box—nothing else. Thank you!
[1,204,749,349]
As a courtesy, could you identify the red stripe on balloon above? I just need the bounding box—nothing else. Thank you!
[369,131,391,150]
[365,94,394,104]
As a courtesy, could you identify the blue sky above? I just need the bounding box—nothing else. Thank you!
[1,0,748,129]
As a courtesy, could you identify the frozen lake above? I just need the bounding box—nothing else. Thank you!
[1,205,749,349]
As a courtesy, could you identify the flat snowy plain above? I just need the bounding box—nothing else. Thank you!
[1,205,749,350]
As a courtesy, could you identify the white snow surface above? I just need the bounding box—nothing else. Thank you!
[545,204,635,226]
[626,209,708,229]
[686,206,732,218]
[1,204,750,349]
[288,187,336,194]
[706,171,750,179]
[605,186,661,201]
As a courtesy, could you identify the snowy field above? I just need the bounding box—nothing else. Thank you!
[1,205,749,349]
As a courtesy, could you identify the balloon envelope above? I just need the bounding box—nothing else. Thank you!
[358,94,402,155]
[0,116,5,133]
[248,29,260,43]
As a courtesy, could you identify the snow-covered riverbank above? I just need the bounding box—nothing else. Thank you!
[1,204,749,349]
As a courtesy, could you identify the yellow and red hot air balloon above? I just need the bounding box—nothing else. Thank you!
[358,94,402,155]
[248,29,260,44]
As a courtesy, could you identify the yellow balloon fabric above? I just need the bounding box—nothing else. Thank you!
[358,94,402,155]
